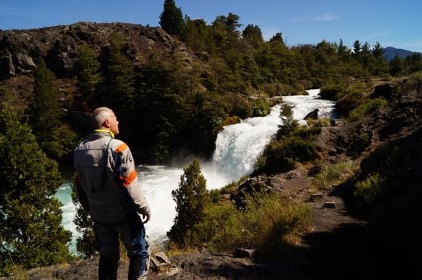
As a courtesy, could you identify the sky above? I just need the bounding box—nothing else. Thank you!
[0,0,421,53]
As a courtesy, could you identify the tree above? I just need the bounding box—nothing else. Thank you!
[212,13,242,50]
[99,32,135,116]
[75,43,103,109]
[0,108,72,276]
[159,0,185,36]
[372,41,384,59]
[353,40,362,56]
[183,17,215,53]
[167,159,210,247]
[242,24,264,47]
[72,187,97,257]
[28,59,78,162]
[28,59,62,147]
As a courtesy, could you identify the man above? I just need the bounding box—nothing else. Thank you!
[74,107,151,280]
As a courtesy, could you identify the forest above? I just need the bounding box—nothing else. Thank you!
[0,0,422,276]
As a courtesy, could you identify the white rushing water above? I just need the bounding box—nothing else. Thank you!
[55,89,335,252]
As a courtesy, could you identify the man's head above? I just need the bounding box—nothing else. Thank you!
[91,107,120,135]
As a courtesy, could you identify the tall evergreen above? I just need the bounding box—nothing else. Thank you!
[242,24,264,47]
[29,59,62,141]
[99,32,135,116]
[75,43,103,109]
[167,159,210,247]
[0,108,72,276]
[28,59,77,161]
[159,0,185,36]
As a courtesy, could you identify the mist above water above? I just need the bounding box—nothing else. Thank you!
[56,89,335,251]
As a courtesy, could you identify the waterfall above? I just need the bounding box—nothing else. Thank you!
[55,89,336,252]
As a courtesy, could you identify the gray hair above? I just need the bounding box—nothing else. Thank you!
[91,107,113,129]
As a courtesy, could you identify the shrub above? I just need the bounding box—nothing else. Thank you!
[349,97,387,121]
[194,193,312,259]
[312,160,354,191]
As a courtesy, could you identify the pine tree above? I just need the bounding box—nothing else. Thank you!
[159,0,185,36]
[28,59,77,161]
[242,24,264,47]
[0,108,72,276]
[75,43,103,109]
[99,32,135,116]
[167,159,210,247]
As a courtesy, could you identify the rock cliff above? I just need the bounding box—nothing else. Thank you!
[0,22,192,79]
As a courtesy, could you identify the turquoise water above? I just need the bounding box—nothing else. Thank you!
[54,90,335,255]
[55,182,80,254]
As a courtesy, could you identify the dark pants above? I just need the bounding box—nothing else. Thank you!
[95,213,149,280]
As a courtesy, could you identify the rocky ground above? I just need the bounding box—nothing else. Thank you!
[23,173,422,280]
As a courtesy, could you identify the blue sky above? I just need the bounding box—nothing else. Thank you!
[1,0,421,52]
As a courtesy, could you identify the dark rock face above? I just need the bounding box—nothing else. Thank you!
[304,108,318,120]
[370,83,395,100]
[0,22,190,80]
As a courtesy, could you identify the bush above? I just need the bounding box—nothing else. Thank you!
[349,97,387,121]
[312,160,354,191]
[195,193,312,259]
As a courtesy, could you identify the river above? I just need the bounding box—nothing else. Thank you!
[55,89,336,253]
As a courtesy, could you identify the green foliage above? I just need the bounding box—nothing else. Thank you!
[75,43,103,109]
[335,82,370,117]
[0,108,72,276]
[183,18,215,53]
[70,183,97,258]
[252,98,270,117]
[349,97,387,121]
[194,193,312,258]
[355,172,384,208]
[354,146,414,211]
[99,32,135,114]
[27,59,78,162]
[277,104,298,138]
[0,83,26,114]
[159,0,185,36]
[312,160,354,191]
[242,24,264,47]
[353,143,422,255]
[255,108,321,176]
[255,134,319,175]
[167,159,210,248]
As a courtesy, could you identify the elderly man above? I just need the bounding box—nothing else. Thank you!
[74,107,151,280]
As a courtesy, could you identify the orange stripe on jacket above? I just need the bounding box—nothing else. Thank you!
[114,143,128,154]
[120,169,137,187]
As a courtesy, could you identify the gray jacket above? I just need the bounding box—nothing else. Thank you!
[74,131,150,224]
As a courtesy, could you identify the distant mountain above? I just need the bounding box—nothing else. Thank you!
[383,46,415,61]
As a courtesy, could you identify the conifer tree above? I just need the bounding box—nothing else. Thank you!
[159,0,185,36]
[167,159,210,247]
[75,43,103,109]
[242,24,264,47]
[99,32,135,117]
[29,59,62,140]
[28,59,77,161]
[0,108,72,276]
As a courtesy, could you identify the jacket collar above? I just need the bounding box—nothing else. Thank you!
[94,129,115,139]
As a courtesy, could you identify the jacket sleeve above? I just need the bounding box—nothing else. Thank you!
[113,141,151,217]
[74,175,89,211]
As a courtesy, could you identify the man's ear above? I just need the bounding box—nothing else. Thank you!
[103,119,110,128]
